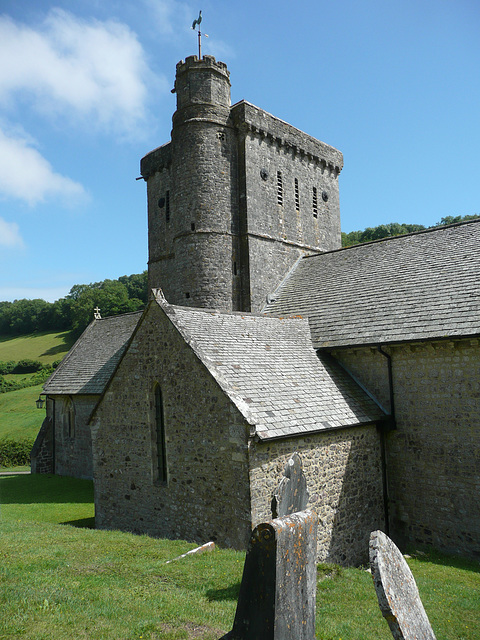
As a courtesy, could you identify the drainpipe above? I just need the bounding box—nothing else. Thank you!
[376,345,396,537]
[377,346,395,426]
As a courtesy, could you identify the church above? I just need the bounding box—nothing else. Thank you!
[33,55,480,566]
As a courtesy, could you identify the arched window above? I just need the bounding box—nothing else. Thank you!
[153,384,167,482]
[65,397,75,438]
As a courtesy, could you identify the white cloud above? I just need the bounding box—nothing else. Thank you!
[0,127,86,206]
[0,9,160,134]
[0,216,24,248]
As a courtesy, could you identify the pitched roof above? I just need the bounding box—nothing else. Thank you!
[263,220,480,348]
[43,312,142,395]
[157,294,385,441]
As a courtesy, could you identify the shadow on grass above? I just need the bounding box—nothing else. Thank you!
[0,473,94,504]
[40,331,76,357]
[408,547,480,573]
[61,517,96,529]
[205,582,241,602]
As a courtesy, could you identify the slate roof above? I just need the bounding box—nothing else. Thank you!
[264,220,480,349]
[43,312,142,395]
[158,295,385,441]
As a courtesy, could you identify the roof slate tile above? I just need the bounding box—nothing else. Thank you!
[43,312,142,395]
[264,221,480,348]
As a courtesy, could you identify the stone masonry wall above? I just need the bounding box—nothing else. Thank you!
[91,302,252,549]
[385,338,480,559]
[30,414,54,474]
[248,425,385,566]
[331,347,391,413]
[235,103,342,311]
[331,339,480,559]
[54,395,96,479]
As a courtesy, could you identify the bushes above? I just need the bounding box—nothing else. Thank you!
[0,437,35,467]
[12,359,44,373]
[0,360,60,394]
[0,361,16,374]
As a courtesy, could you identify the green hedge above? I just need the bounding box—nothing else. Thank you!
[0,437,35,467]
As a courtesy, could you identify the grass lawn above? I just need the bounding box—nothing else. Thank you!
[0,330,75,445]
[1,473,479,639]
[0,330,75,366]
[0,383,45,440]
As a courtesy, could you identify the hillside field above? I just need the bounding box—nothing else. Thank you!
[0,330,75,365]
[0,330,75,442]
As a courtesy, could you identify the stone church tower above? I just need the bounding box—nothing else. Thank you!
[141,55,343,311]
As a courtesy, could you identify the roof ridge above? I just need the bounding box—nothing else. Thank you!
[93,310,144,322]
[303,217,480,260]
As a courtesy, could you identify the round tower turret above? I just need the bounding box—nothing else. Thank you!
[144,55,241,311]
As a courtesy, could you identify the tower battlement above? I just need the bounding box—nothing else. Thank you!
[175,54,229,77]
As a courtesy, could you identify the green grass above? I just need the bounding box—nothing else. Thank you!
[0,383,45,439]
[0,331,75,447]
[0,330,75,366]
[1,473,479,639]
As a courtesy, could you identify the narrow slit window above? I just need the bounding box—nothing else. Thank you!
[165,191,170,223]
[295,178,300,211]
[277,171,283,206]
[312,187,318,218]
[154,385,167,482]
[66,398,75,438]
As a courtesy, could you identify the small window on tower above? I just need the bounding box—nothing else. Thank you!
[165,191,170,223]
[277,171,283,206]
[312,187,318,218]
[295,178,300,211]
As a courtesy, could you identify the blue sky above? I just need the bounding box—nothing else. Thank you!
[0,0,479,302]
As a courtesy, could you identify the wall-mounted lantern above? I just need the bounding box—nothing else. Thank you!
[35,396,45,409]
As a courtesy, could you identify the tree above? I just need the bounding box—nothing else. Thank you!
[68,279,144,336]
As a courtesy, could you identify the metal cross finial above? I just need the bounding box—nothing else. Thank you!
[94,307,101,319]
[191,10,208,59]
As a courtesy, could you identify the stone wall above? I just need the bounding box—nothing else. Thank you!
[234,102,342,311]
[386,339,480,558]
[53,395,96,479]
[331,347,391,413]
[332,338,480,559]
[248,425,385,566]
[30,414,54,474]
[91,302,252,549]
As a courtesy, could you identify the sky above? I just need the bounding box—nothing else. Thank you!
[0,0,479,303]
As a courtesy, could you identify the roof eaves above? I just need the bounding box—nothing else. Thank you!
[254,417,384,442]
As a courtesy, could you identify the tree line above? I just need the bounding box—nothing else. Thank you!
[0,271,148,338]
[341,214,479,247]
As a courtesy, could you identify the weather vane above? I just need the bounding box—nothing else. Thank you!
[192,10,208,59]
